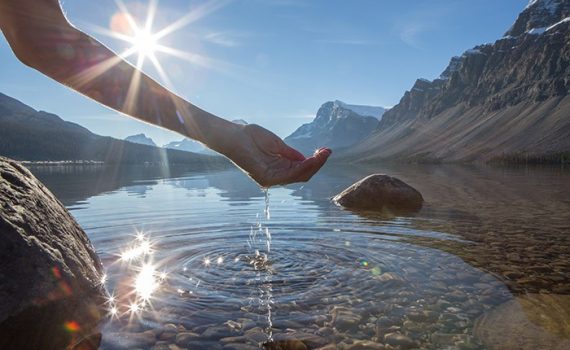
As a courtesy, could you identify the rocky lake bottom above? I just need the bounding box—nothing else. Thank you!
[30,163,570,350]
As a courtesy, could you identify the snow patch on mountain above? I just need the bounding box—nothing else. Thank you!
[526,0,559,14]
[333,100,387,120]
[163,138,205,153]
[547,16,570,30]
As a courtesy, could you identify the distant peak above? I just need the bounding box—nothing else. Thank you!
[526,0,559,13]
[125,133,156,147]
[506,0,570,37]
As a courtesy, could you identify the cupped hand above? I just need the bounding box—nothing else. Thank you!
[224,124,331,187]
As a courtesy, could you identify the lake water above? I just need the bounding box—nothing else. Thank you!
[30,163,570,350]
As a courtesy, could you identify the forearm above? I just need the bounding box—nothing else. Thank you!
[5,19,239,154]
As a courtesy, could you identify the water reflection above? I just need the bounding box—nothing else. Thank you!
[27,162,570,349]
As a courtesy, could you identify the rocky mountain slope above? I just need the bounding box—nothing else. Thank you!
[340,0,570,163]
[125,133,157,147]
[0,92,227,166]
[285,100,386,155]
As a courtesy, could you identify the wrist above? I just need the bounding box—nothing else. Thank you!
[205,119,245,157]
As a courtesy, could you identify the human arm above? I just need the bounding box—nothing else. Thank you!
[0,0,331,186]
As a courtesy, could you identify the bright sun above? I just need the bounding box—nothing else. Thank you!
[88,0,229,93]
[130,28,158,59]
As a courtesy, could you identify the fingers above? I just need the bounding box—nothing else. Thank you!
[278,143,306,161]
[273,147,332,185]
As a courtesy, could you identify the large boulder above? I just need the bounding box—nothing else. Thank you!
[333,174,423,212]
[474,294,570,350]
[0,157,106,350]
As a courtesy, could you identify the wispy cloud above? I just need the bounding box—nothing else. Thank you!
[392,1,456,49]
[398,22,432,48]
[204,32,241,47]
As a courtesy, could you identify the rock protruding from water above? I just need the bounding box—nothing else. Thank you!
[0,157,106,350]
[333,174,423,212]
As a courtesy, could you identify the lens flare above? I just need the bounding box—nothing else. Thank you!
[64,321,81,333]
[131,28,158,60]
[135,263,157,300]
[129,302,140,313]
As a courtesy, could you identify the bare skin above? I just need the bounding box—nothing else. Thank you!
[0,0,331,187]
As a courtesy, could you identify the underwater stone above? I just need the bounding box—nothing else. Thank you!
[0,157,106,350]
[333,174,423,212]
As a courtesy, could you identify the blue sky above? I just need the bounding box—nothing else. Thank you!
[0,0,527,146]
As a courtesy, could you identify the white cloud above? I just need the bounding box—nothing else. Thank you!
[392,2,455,49]
[204,32,241,47]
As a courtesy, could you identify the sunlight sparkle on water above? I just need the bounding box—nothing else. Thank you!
[102,231,169,321]
[121,239,151,261]
[135,263,157,300]
[129,302,140,313]
[204,257,211,267]
[217,256,224,265]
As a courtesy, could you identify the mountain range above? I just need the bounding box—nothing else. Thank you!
[336,0,570,163]
[0,92,227,167]
[284,100,387,155]
[1,1,568,165]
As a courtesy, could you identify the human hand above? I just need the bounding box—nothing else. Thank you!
[223,123,331,187]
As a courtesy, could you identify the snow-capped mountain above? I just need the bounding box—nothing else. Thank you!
[125,133,156,147]
[284,100,387,155]
[163,138,205,153]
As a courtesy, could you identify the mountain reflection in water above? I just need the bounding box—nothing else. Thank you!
[29,162,570,349]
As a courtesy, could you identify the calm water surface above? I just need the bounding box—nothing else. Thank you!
[31,163,570,350]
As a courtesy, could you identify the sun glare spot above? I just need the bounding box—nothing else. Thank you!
[85,0,232,94]
[129,302,140,313]
[110,306,118,316]
[135,263,157,300]
[131,28,158,59]
[121,239,152,261]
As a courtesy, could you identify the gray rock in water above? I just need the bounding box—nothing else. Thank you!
[333,174,423,212]
[0,157,106,350]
